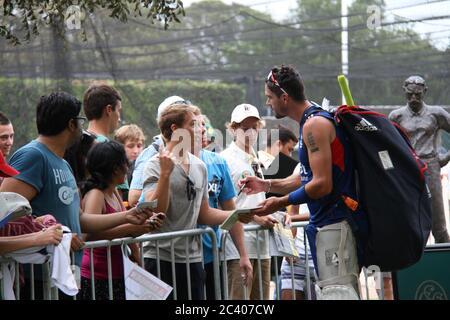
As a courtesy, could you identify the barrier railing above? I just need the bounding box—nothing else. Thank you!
[1,223,387,300]
[0,227,220,300]
[220,221,314,300]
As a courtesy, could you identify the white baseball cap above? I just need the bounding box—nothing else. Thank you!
[231,103,261,124]
[0,192,32,228]
[157,96,189,120]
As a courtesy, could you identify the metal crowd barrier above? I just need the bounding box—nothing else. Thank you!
[1,223,386,300]
[0,256,57,300]
[0,227,220,300]
[80,227,219,300]
[220,221,313,300]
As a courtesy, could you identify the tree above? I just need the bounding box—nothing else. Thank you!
[348,0,450,106]
[0,0,185,45]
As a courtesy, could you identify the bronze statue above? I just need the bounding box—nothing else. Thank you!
[389,75,450,243]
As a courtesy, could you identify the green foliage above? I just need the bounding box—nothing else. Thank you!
[0,78,42,148]
[0,0,185,45]
[0,77,245,152]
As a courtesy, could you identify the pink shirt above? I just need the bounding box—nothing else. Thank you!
[81,195,124,280]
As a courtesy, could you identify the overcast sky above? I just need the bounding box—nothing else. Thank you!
[182,0,450,50]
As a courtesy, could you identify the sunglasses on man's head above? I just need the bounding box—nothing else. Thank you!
[73,116,87,126]
[266,70,288,95]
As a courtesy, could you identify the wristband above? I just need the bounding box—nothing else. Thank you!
[266,180,271,193]
[288,185,312,205]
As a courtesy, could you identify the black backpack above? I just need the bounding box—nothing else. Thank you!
[332,105,432,271]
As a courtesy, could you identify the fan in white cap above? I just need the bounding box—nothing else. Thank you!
[230,103,261,124]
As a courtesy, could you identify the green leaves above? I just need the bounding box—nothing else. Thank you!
[0,0,184,45]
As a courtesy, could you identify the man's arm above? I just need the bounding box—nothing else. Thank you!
[267,173,301,195]
[81,189,158,241]
[0,177,37,200]
[128,161,144,207]
[0,226,63,255]
[296,116,334,199]
[128,190,142,208]
[253,117,335,216]
[79,190,152,233]
[129,144,160,207]
[222,199,253,287]
[238,172,300,196]
[197,198,231,225]
[220,199,247,256]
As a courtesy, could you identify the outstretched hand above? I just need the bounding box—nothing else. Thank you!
[251,196,286,217]
[147,212,166,231]
[126,207,154,225]
[238,176,269,195]
[237,212,254,224]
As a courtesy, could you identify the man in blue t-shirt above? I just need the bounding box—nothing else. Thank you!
[0,92,86,299]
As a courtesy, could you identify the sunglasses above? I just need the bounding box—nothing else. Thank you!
[186,176,197,201]
[73,116,87,126]
[266,70,288,95]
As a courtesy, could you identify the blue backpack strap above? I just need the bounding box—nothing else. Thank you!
[301,102,335,127]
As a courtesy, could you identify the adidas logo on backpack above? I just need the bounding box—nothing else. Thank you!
[354,118,378,131]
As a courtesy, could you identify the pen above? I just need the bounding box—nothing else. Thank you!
[237,182,247,197]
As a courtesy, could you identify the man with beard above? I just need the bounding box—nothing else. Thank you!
[240,65,364,299]
[389,75,450,243]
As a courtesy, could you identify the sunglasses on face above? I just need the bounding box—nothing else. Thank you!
[186,176,197,201]
[266,70,288,95]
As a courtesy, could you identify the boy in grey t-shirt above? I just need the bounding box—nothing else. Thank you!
[141,104,249,300]
[142,152,208,263]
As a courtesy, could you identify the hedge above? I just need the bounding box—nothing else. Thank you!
[0,78,246,152]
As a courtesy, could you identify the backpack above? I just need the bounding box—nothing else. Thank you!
[305,104,432,272]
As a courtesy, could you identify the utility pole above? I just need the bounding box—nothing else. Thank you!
[341,0,349,105]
